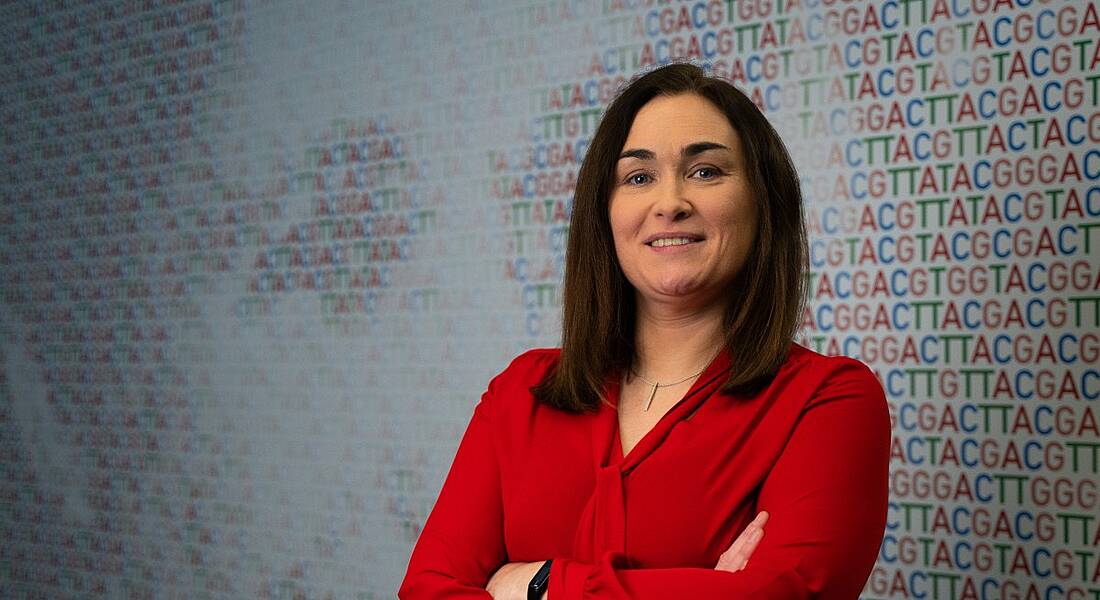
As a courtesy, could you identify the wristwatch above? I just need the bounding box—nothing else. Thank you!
[527,559,552,600]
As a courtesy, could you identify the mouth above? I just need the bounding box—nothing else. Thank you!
[643,233,704,248]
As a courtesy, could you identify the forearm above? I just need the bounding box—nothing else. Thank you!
[549,552,813,599]
[399,531,497,598]
[399,574,493,599]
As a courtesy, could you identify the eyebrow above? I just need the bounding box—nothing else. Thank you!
[617,141,731,161]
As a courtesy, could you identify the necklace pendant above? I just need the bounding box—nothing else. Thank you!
[644,382,658,411]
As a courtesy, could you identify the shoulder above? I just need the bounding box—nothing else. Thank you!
[481,347,560,406]
[495,347,560,383]
[472,348,563,430]
[778,343,885,409]
[783,343,877,379]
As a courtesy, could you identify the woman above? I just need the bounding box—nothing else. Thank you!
[398,63,890,599]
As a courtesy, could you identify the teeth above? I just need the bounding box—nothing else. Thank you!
[649,237,696,247]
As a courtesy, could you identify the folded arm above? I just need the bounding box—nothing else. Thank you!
[400,359,891,599]
[548,360,891,598]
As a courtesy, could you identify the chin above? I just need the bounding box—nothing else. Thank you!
[649,279,706,300]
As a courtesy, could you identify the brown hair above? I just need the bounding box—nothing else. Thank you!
[532,62,807,413]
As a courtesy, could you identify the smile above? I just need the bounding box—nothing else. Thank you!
[647,237,699,247]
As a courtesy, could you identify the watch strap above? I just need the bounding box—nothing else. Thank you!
[527,559,552,600]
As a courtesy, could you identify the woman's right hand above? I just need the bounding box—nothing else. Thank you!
[714,510,769,572]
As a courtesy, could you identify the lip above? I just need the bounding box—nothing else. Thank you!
[642,231,705,246]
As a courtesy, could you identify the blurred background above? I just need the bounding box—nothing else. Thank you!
[1,1,1098,598]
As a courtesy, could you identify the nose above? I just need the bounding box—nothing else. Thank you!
[652,178,693,221]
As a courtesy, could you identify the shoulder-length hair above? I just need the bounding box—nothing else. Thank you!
[532,62,807,413]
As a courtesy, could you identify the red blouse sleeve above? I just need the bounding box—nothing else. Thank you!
[548,358,891,599]
[397,371,507,598]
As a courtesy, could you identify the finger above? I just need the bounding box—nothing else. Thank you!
[715,511,769,571]
[735,511,769,569]
[734,521,765,569]
[725,523,764,568]
[727,511,768,555]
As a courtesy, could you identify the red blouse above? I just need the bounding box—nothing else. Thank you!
[398,343,890,598]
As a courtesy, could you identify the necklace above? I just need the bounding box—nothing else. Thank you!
[630,347,723,411]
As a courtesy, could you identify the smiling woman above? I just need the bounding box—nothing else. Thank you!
[399,63,890,599]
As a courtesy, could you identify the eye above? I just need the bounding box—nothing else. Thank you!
[625,172,651,186]
[692,166,721,180]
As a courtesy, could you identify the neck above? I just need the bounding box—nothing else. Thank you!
[631,297,726,382]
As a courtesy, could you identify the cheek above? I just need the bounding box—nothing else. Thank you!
[725,189,757,234]
[607,200,638,247]
[608,206,645,279]
[716,197,758,261]
[731,217,757,257]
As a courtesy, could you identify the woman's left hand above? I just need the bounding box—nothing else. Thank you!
[486,561,547,600]
[715,510,769,572]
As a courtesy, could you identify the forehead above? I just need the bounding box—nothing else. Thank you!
[622,93,738,149]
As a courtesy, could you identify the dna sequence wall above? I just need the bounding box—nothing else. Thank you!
[1,1,1098,598]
